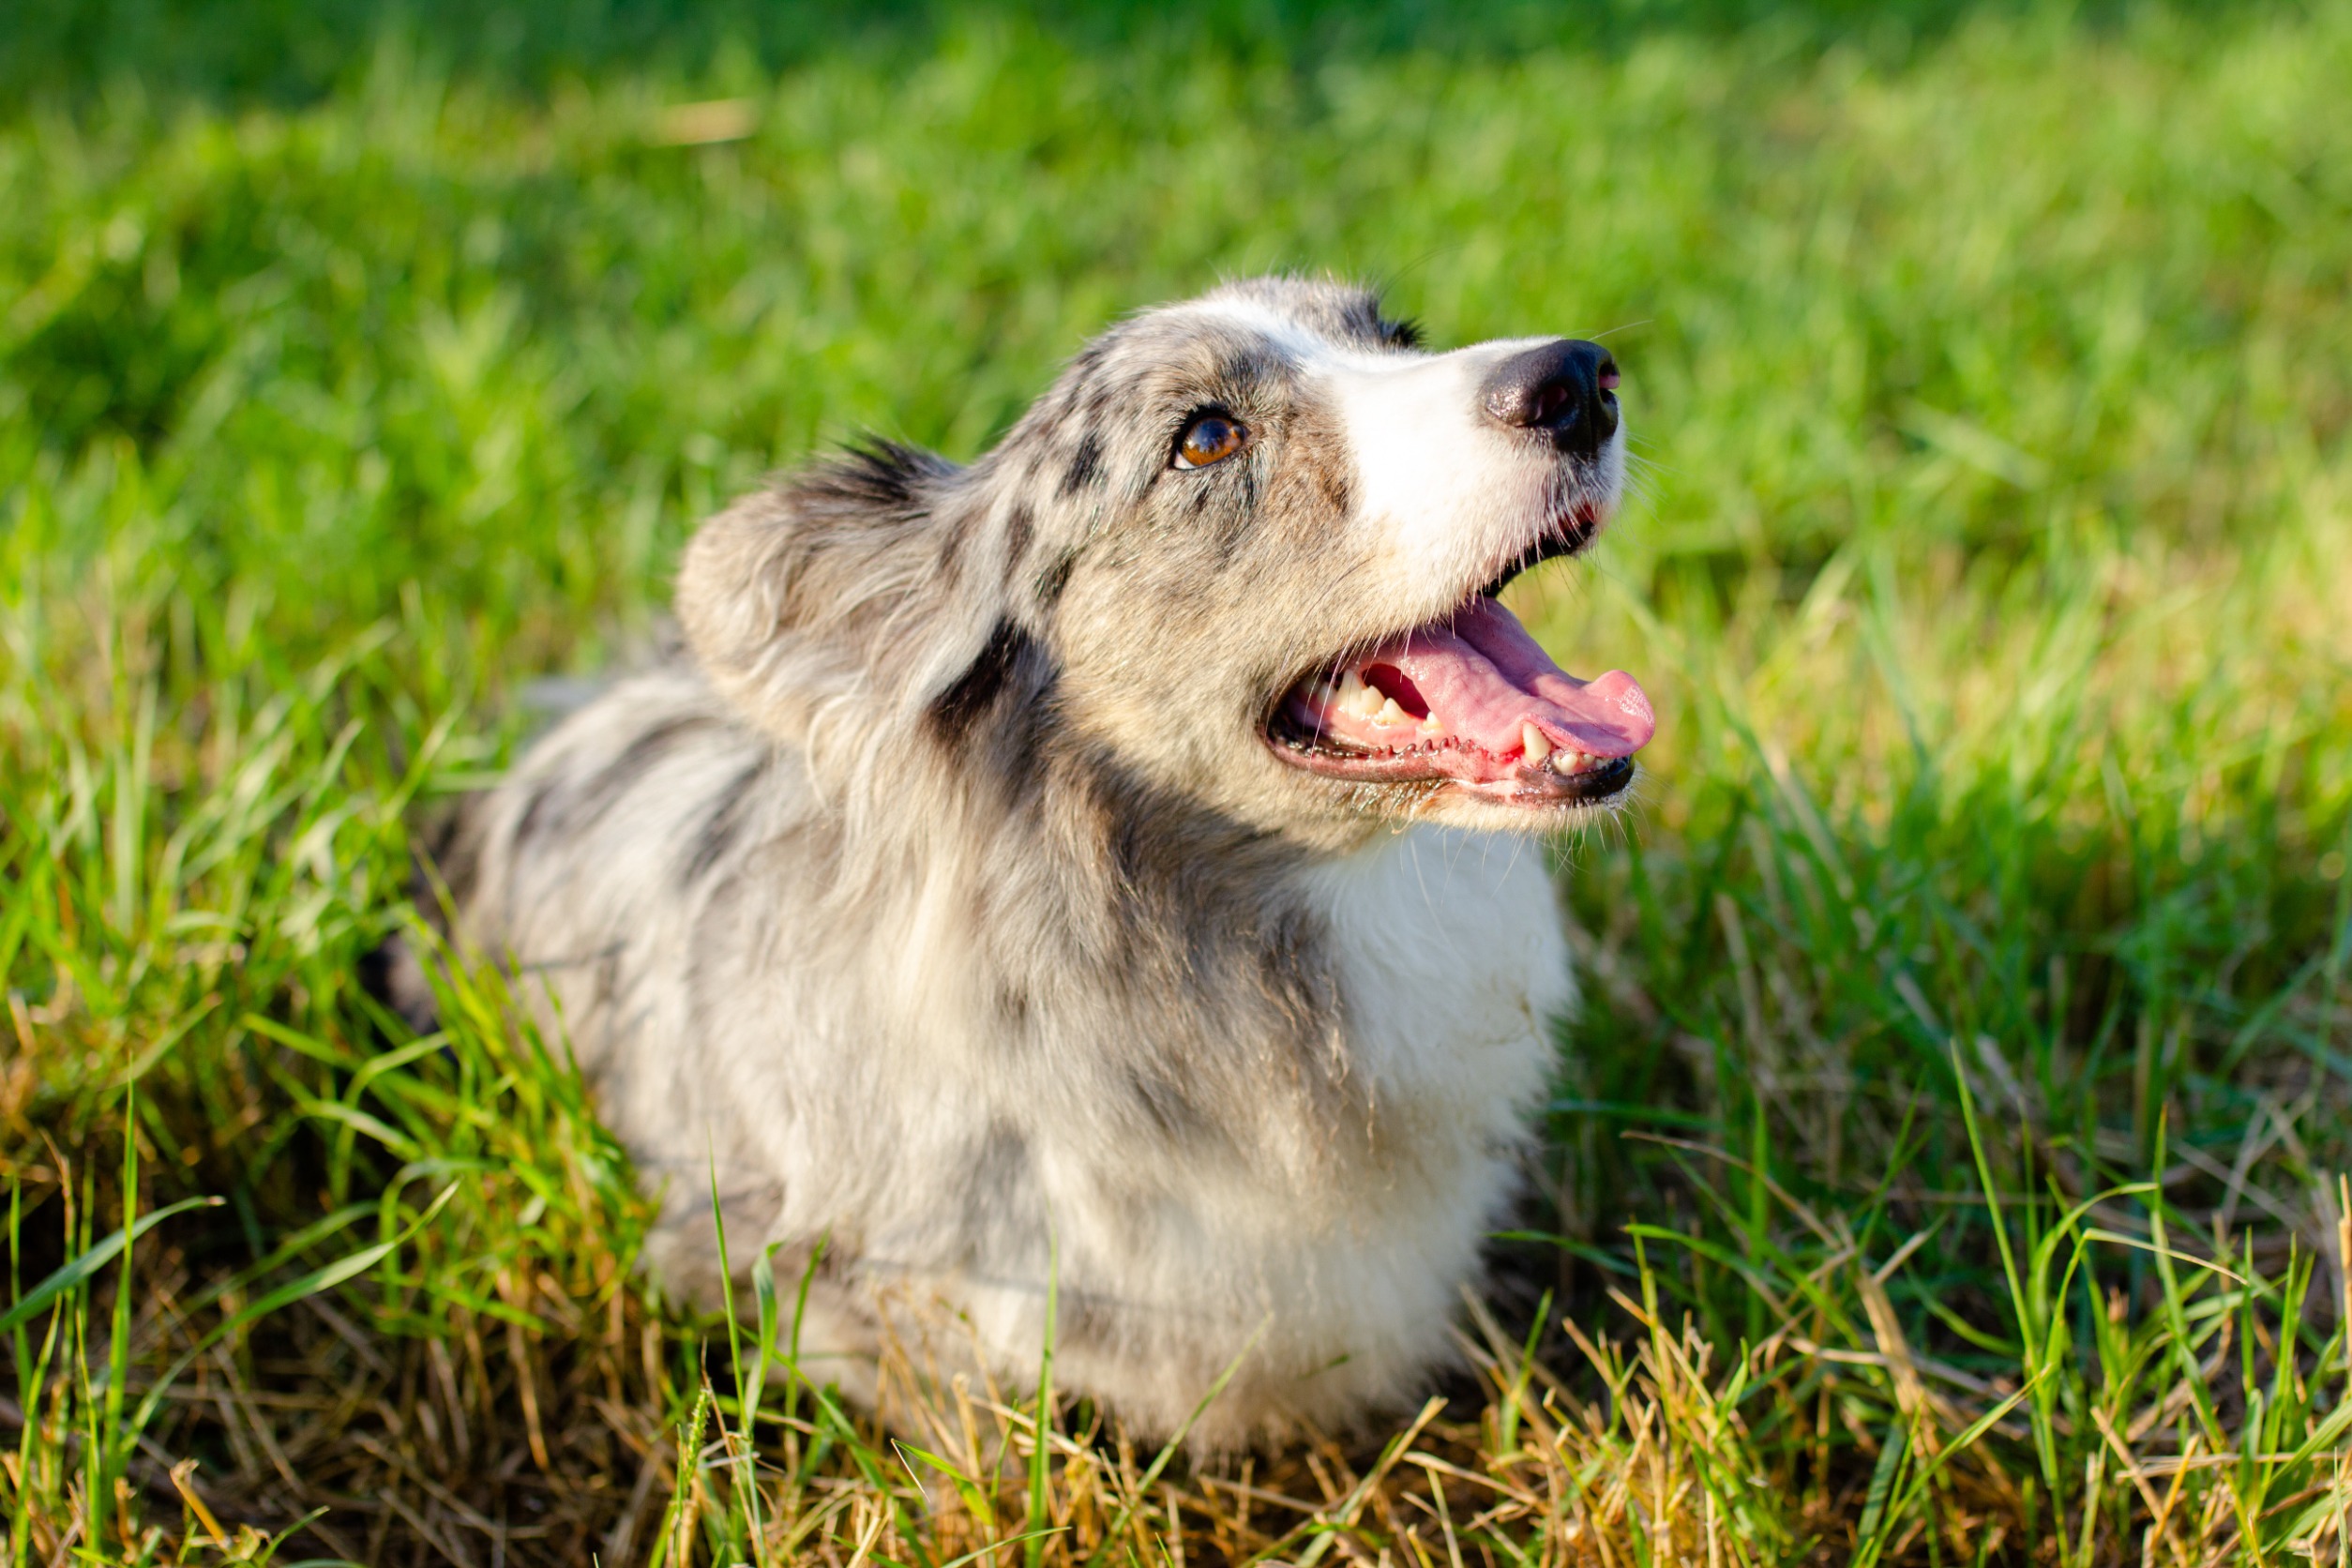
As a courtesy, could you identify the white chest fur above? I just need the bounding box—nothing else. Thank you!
[1304,825,1573,1105]
[1045,826,1576,1440]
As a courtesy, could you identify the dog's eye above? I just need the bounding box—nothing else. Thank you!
[1174,415,1246,469]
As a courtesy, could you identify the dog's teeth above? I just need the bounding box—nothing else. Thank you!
[1334,671,1387,720]
[1419,715,1445,736]
[1520,723,1551,765]
[1375,697,1410,727]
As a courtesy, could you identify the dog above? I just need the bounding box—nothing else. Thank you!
[407,276,1653,1449]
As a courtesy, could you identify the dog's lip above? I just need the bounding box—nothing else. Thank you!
[1265,711,1639,806]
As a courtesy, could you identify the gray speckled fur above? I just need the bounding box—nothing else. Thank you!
[416,278,1630,1447]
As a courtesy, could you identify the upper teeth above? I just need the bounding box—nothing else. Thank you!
[1335,676,1382,724]
[1521,723,1552,765]
[1331,671,1391,722]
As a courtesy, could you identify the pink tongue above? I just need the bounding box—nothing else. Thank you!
[1336,597,1654,764]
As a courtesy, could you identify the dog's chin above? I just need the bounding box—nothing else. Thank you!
[1402,774,1642,836]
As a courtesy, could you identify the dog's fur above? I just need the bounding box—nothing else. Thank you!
[408,278,1636,1448]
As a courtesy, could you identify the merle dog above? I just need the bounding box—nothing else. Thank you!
[400,277,1653,1447]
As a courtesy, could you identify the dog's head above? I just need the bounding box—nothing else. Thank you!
[679,277,1653,844]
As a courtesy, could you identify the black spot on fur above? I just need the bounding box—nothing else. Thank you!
[1311,286,1420,352]
[1106,781,1198,904]
[1033,549,1078,605]
[929,620,1031,744]
[798,438,945,518]
[1214,351,1280,398]
[988,683,1058,808]
[1003,503,1034,580]
[679,756,770,888]
[938,517,970,583]
[1058,431,1104,496]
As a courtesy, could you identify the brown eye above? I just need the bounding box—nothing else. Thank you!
[1174,414,1245,468]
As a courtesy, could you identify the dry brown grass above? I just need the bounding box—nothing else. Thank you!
[8,1114,2348,1566]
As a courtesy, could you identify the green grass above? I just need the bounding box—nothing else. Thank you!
[4,1,2351,1560]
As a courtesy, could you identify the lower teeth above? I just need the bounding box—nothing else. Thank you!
[1288,720,1620,778]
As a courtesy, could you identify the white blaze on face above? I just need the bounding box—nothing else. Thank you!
[1325,339,1562,596]
[1192,302,1626,610]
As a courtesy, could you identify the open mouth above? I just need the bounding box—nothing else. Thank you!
[1264,520,1654,808]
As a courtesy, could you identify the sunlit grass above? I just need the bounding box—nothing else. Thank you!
[2,1,2349,1560]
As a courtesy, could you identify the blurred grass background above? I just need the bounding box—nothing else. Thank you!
[3,0,2350,1561]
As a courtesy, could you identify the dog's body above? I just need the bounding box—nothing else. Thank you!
[420,279,1652,1446]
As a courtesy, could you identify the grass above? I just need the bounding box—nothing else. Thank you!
[3,0,2350,1560]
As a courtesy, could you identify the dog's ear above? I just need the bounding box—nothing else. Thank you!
[677,442,1022,761]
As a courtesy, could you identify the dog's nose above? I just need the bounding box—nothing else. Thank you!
[1479,339,1619,460]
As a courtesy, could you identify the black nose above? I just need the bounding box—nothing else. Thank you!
[1479,339,1619,460]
